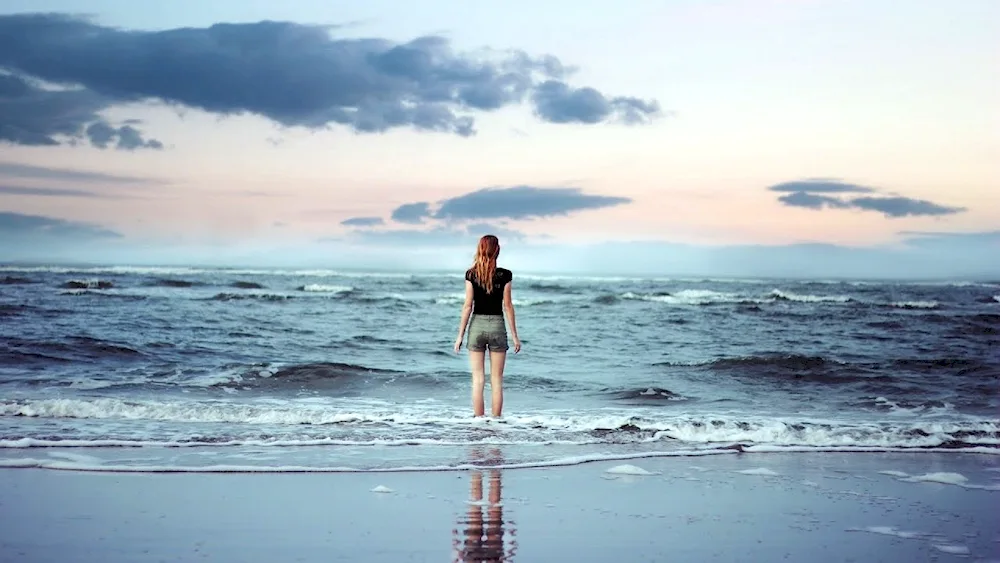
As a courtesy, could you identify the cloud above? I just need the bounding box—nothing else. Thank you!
[86,122,163,150]
[391,202,431,224]
[768,180,875,194]
[776,191,849,210]
[432,186,631,221]
[0,210,122,239]
[848,196,965,218]
[340,216,384,227]
[0,14,661,147]
[769,179,965,218]
[0,162,157,184]
[531,80,660,125]
[0,71,163,150]
[0,185,113,198]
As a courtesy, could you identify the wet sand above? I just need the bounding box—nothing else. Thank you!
[1,451,997,562]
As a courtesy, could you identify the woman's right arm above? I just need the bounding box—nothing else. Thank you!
[503,282,521,353]
[454,281,474,352]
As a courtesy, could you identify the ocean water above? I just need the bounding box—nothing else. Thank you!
[1,265,998,472]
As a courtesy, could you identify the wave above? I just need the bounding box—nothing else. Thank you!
[0,336,142,365]
[230,281,265,289]
[220,362,402,388]
[770,289,851,303]
[58,289,146,300]
[298,284,353,293]
[143,278,205,288]
[0,304,34,318]
[209,292,293,302]
[888,301,939,310]
[655,353,999,388]
[60,279,113,289]
[604,386,685,403]
[0,275,34,285]
[622,290,757,305]
[2,398,997,451]
[655,354,882,384]
[526,282,582,294]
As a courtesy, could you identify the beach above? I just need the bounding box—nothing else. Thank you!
[2,451,997,562]
[2,266,998,561]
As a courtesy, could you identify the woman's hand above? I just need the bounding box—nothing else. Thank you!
[512,336,521,354]
[453,336,463,354]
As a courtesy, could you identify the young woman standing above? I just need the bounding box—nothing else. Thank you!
[453,235,521,417]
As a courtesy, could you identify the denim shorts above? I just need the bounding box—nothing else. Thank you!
[467,314,509,352]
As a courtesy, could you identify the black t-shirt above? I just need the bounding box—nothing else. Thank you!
[465,267,512,315]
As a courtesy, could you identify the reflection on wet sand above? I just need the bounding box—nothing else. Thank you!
[452,448,517,562]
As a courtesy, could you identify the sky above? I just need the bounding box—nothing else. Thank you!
[0,0,997,278]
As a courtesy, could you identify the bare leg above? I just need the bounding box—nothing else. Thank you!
[489,350,506,417]
[469,350,486,417]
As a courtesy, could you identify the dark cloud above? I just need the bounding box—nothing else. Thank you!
[848,196,964,218]
[0,14,660,147]
[0,162,156,184]
[776,191,849,210]
[432,186,631,221]
[531,81,660,125]
[768,180,875,194]
[0,185,111,198]
[86,122,163,150]
[0,211,122,239]
[769,179,965,218]
[0,71,163,150]
[340,216,384,227]
[391,202,431,224]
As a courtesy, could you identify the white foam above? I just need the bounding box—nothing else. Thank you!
[300,284,353,293]
[621,289,758,306]
[994,295,1000,303]
[738,467,778,476]
[0,449,737,473]
[878,470,910,477]
[3,399,998,451]
[849,526,922,539]
[901,472,968,485]
[932,544,970,555]
[770,289,851,303]
[370,485,394,493]
[604,464,658,476]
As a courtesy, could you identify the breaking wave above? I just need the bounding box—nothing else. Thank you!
[2,397,997,451]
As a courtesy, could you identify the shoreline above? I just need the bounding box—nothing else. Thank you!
[2,444,998,474]
[2,451,997,562]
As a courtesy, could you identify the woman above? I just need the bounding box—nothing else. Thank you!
[453,235,521,418]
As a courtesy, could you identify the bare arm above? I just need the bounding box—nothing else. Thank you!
[503,281,521,352]
[454,280,475,351]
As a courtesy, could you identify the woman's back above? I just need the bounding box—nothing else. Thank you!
[465,267,512,315]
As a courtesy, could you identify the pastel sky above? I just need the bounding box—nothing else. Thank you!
[1,0,997,277]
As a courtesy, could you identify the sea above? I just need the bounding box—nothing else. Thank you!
[1,264,998,473]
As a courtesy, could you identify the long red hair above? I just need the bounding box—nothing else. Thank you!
[470,235,500,293]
